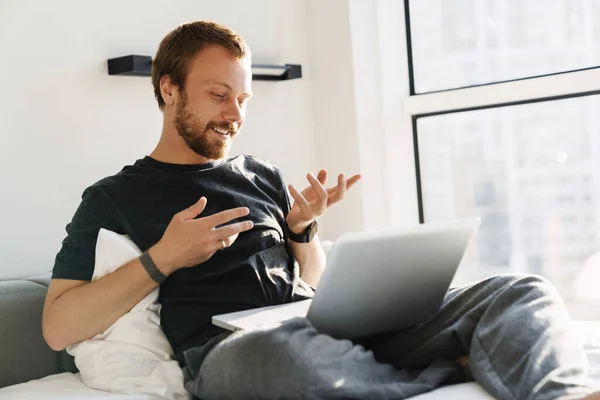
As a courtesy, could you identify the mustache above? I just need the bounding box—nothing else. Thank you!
[208,122,239,135]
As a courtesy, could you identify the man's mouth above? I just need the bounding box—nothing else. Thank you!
[212,127,231,136]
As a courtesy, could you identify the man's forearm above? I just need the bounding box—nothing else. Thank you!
[43,247,172,351]
[287,235,326,288]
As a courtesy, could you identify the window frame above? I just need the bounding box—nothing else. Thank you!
[402,0,600,223]
[404,0,600,96]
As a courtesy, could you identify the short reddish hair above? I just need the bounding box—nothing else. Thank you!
[151,21,250,109]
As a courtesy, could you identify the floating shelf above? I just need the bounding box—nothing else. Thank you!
[107,55,152,77]
[250,64,302,81]
[107,55,302,81]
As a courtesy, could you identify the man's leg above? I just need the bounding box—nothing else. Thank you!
[183,318,463,400]
[183,274,597,400]
[367,274,597,400]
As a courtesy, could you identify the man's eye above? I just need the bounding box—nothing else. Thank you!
[239,100,248,108]
[212,93,226,99]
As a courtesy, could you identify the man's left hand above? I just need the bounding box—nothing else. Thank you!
[286,170,361,234]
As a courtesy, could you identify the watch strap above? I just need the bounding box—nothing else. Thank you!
[139,251,167,285]
[285,220,318,243]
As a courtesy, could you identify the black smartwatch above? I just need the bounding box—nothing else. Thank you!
[284,220,319,243]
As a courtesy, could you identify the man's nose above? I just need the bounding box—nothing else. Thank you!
[223,100,244,124]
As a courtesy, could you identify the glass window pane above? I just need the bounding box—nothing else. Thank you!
[417,95,600,320]
[409,0,600,93]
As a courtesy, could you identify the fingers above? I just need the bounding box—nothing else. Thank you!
[346,174,362,190]
[325,173,362,194]
[317,169,327,185]
[289,184,311,212]
[307,173,328,204]
[211,232,241,252]
[222,233,239,248]
[213,222,253,241]
[221,233,240,247]
[291,171,361,214]
[177,197,207,221]
[206,207,250,227]
[327,173,347,205]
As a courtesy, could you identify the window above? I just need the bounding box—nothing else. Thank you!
[401,0,600,320]
[409,0,600,93]
[417,95,600,318]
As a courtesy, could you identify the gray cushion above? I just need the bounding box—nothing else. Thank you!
[0,279,76,389]
[24,274,52,288]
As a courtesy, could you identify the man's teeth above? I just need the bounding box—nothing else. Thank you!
[213,127,229,135]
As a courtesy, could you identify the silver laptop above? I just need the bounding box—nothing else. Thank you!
[213,218,480,339]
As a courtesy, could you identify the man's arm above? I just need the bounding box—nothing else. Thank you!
[284,170,361,288]
[287,233,326,288]
[43,197,253,351]
[43,252,166,351]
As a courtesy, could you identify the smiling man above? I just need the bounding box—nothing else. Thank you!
[42,21,599,400]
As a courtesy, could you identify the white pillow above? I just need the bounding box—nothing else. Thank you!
[66,228,190,400]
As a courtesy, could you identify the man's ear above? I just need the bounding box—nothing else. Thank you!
[160,75,178,106]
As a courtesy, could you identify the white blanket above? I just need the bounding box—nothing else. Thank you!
[0,372,494,400]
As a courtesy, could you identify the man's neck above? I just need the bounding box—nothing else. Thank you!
[150,134,216,165]
[150,143,213,165]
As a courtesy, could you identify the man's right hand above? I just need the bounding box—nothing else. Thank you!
[149,197,254,275]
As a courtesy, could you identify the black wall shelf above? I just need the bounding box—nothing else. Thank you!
[107,55,302,81]
[250,64,302,81]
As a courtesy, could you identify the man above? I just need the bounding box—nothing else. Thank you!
[42,21,599,400]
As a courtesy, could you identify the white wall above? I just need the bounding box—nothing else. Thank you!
[348,0,420,229]
[307,0,419,237]
[0,0,419,279]
[0,0,317,279]
[305,0,365,241]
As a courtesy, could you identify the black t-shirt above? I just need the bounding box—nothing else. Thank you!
[52,155,314,362]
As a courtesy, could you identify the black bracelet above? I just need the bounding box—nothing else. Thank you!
[139,251,167,285]
[284,220,318,243]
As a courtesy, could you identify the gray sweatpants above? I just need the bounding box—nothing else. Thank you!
[182,274,597,400]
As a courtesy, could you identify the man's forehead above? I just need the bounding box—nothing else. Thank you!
[187,51,252,94]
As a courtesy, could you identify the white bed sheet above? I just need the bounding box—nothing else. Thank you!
[0,373,153,399]
[1,321,599,400]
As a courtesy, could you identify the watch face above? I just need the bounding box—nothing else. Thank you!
[308,221,318,240]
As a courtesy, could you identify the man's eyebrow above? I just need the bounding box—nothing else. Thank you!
[209,81,233,91]
[209,81,253,98]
